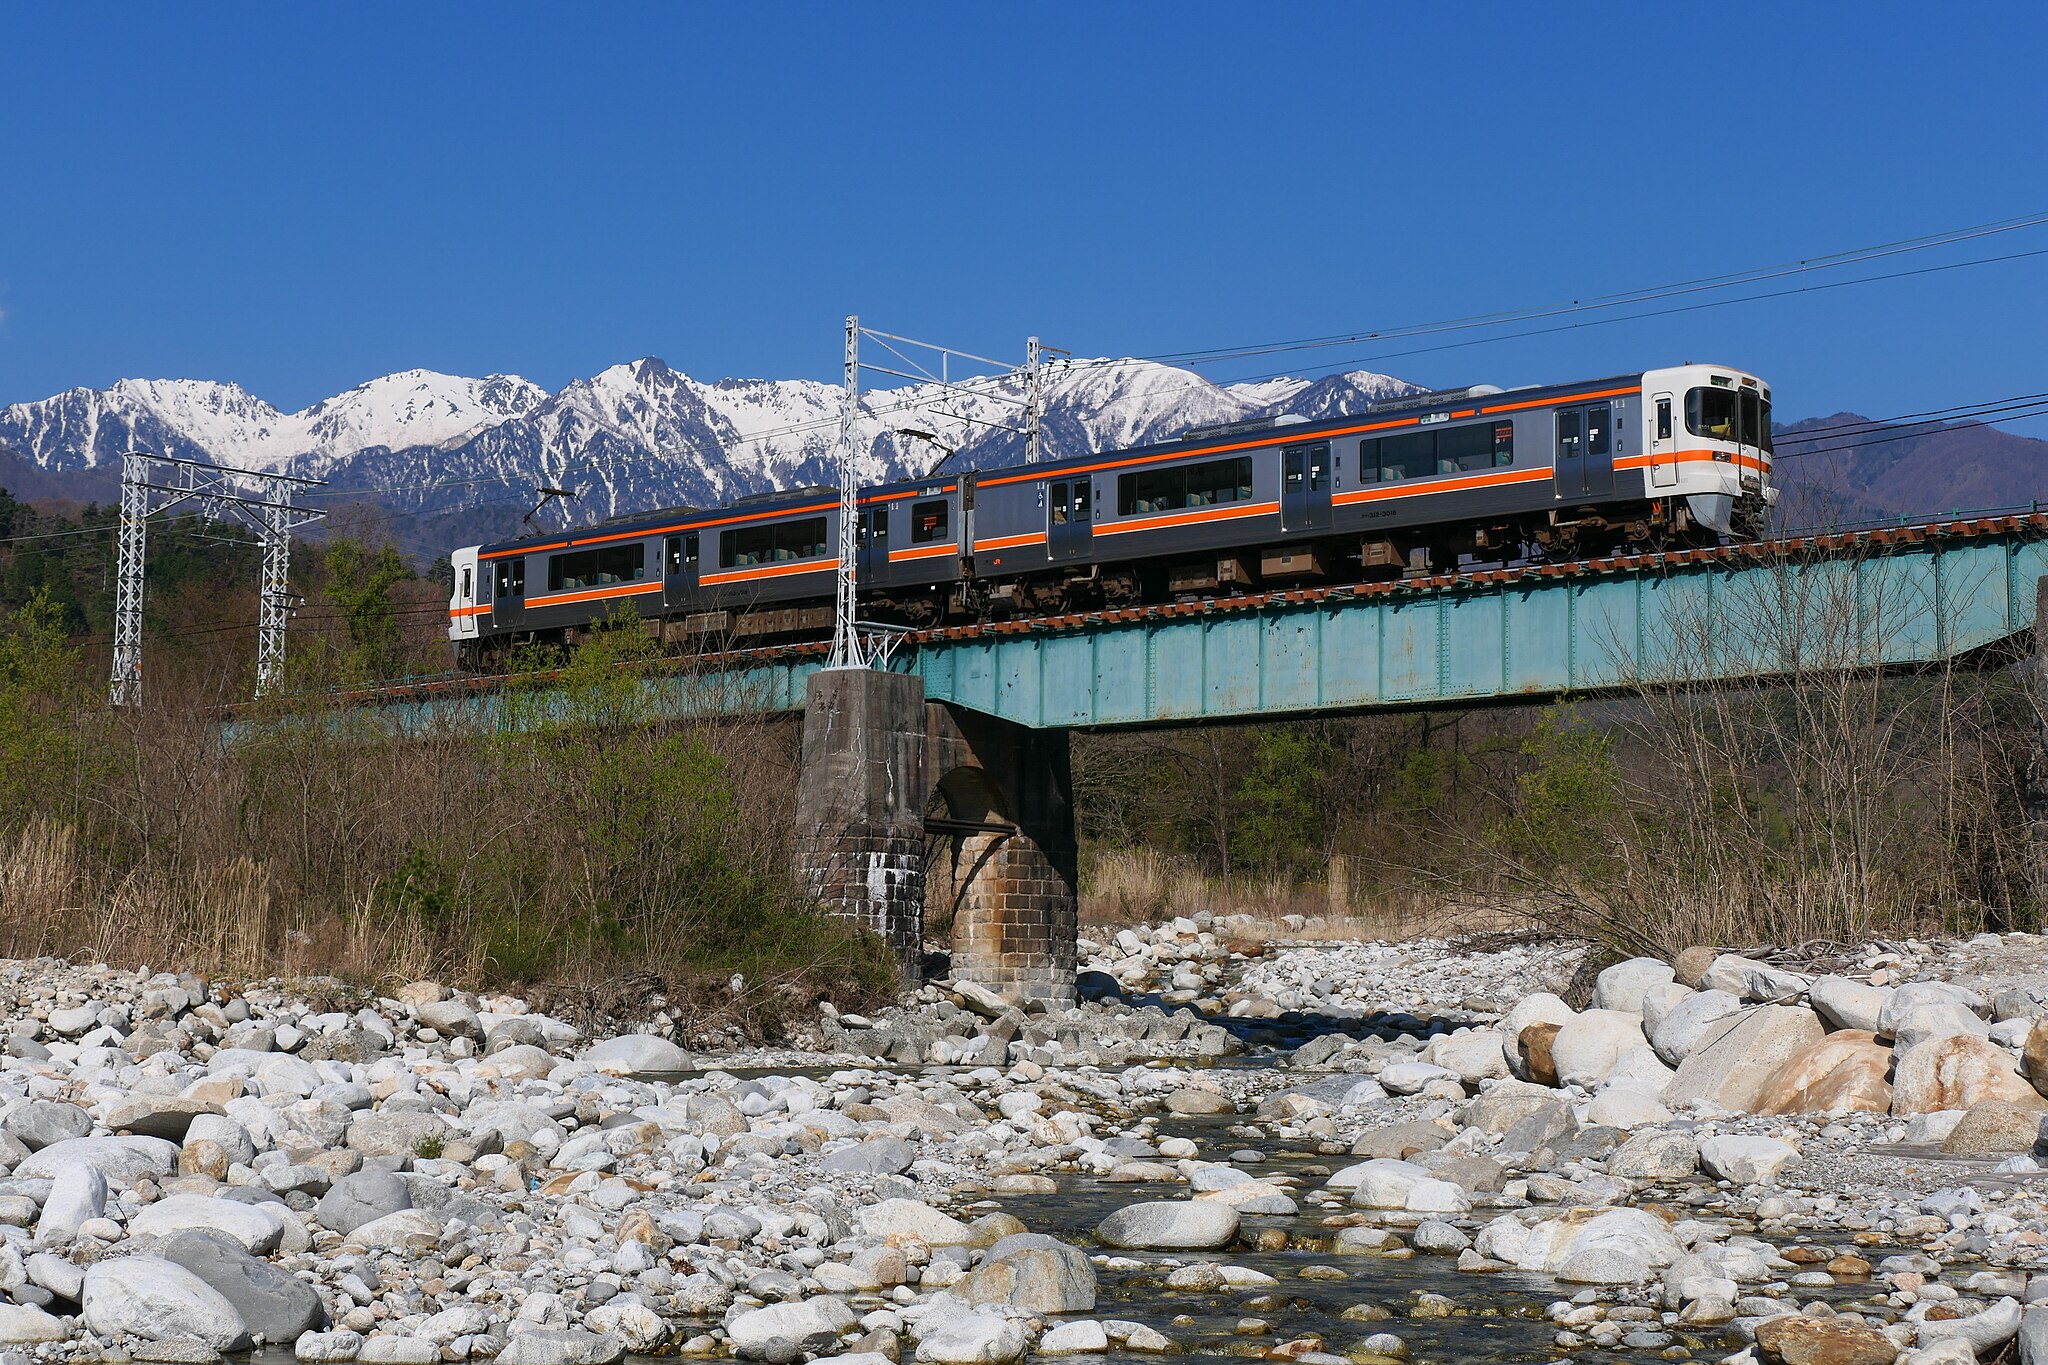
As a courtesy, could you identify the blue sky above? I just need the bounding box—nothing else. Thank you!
[4,4,2047,423]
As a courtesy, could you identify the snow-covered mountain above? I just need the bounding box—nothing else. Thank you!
[0,357,1418,551]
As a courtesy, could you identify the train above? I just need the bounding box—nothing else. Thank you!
[447,362,1777,669]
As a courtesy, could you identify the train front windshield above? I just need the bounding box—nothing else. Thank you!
[1685,386,1772,454]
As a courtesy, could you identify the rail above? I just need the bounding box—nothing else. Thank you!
[273,511,2048,715]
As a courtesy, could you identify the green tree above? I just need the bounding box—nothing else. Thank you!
[322,538,410,677]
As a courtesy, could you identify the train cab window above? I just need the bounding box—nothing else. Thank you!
[548,543,646,592]
[494,557,525,600]
[1742,389,1773,453]
[1686,387,1738,442]
[910,498,950,543]
[1656,398,1673,442]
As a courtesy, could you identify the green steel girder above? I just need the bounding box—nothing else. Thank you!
[338,518,2048,737]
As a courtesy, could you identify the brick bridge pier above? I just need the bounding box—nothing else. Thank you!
[792,669,1078,1006]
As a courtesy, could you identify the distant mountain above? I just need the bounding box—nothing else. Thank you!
[9,359,2043,555]
[1773,413,2048,528]
[0,358,1417,553]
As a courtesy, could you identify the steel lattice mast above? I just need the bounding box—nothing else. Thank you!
[105,451,327,707]
[828,314,866,669]
[108,452,152,707]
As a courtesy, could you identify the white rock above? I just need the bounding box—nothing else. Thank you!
[1697,1135,1801,1186]
[1550,1010,1650,1087]
[1592,958,1676,1014]
[35,1157,106,1243]
[1038,1321,1110,1355]
[0,1303,68,1343]
[1808,975,1892,1033]
[1648,990,1743,1066]
[581,1035,688,1075]
[914,1307,1028,1365]
[130,1193,287,1254]
[83,1255,248,1349]
[1425,1029,1509,1083]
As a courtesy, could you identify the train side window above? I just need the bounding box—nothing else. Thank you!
[1586,404,1611,457]
[779,517,828,560]
[1118,467,1177,515]
[1655,398,1673,442]
[1373,430,1435,481]
[1494,421,1514,467]
[1186,456,1253,507]
[548,543,645,591]
[911,498,950,543]
[1071,482,1090,523]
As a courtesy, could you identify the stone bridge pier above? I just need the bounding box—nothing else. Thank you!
[792,669,1078,1007]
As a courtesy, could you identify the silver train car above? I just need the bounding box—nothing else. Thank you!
[448,363,1776,668]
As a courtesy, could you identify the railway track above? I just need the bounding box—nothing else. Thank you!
[308,511,2048,711]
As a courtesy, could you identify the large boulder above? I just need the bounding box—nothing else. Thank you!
[495,1328,628,1365]
[1426,1028,1509,1083]
[1879,983,1988,1046]
[1893,1034,2045,1116]
[1648,990,1743,1067]
[954,1233,1096,1313]
[1700,955,1811,1003]
[1550,1011,1650,1088]
[726,1299,857,1362]
[582,1035,689,1076]
[316,1169,413,1235]
[1697,1135,1801,1185]
[1095,1201,1238,1250]
[343,1111,453,1158]
[130,1193,287,1254]
[102,1095,221,1143]
[35,1157,107,1243]
[1754,1315,1901,1365]
[1473,1207,1681,1283]
[1607,1130,1699,1181]
[2024,1020,2048,1098]
[1516,1023,1562,1087]
[155,1229,324,1345]
[858,1199,978,1247]
[1664,1006,1825,1114]
[1753,1030,1894,1115]
[1458,1080,1566,1136]
[18,1135,179,1186]
[914,1306,1030,1365]
[1941,1100,2046,1153]
[1808,976,1892,1033]
[1639,982,1695,1035]
[4,1100,92,1151]
[1593,958,1677,1014]
[1500,994,1573,1080]
[82,1255,249,1349]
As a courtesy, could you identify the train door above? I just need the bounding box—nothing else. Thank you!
[1648,392,1678,488]
[490,554,526,628]
[1281,442,1332,533]
[1047,477,1092,561]
[450,547,481,642]
[664,533,700,608]
[857,505,890,584]
[1554,402,1615,499]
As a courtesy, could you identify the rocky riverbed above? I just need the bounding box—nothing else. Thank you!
[0,919,2047,1365]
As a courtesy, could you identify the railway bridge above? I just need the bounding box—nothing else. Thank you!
[342,514,2048,1006]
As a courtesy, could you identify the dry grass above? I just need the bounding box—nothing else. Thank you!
[1078,846,1516,942]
